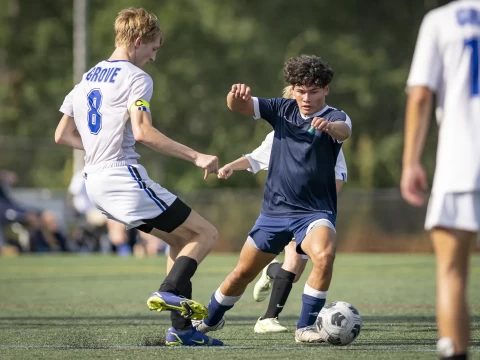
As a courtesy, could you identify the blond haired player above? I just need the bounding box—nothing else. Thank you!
[55,8,222,346]
[402,2,480,359]
[216,85,347,333]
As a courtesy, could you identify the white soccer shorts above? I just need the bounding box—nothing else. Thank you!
[85,164,177,230]
[425,191,480,232]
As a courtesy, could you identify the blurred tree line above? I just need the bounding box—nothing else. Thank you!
[0,0,451,191]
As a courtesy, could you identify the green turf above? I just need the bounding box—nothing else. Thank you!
[0,253,479,359]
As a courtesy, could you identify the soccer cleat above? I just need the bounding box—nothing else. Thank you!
[165,327,223,346]
[192,316,226,334]
[254,317,288,333]
[253,259,278,302]
[147,291,209,320]
[295,325,324,343]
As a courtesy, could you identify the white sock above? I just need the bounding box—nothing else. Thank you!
[214,288,242,306]
[304,283,327,299]
[437,337,455,357]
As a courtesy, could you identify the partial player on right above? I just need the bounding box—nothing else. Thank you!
[217,86,348,334]
[402,2,480,360]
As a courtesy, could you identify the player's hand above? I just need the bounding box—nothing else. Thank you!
[311,117,330,132]
[218,164,234,179]
[195,153,219,180]
[230,84,251,101]
[400,164,428,207]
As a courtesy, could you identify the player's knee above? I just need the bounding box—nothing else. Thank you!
[198,222,218,251]
[310,248,336,270]
[231,265,257,284]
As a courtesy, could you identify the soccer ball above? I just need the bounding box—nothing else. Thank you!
[315,301,362,346]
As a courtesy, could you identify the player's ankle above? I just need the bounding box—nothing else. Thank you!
[437,338,467,360]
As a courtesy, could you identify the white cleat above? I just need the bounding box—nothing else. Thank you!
[253,259,278,302]
[254,317,288,333]
[295,325,324,343]
[192,316,225,334]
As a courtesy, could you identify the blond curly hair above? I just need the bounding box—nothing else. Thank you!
[282,85,294,99]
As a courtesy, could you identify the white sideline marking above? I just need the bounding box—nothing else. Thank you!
[0,344,479,352]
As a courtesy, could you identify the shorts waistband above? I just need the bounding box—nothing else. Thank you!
[83,159,138,174]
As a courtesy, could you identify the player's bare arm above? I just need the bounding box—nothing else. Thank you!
[311,117,351,141]
[227,84,255,116]
[54,114,84,150]
[131,108,218,179]
[401,85,432,206]
[218,156,251,179]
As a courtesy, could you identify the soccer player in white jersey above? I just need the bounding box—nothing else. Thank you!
[402,2,480,359]
[54,7,222,346]
[216,85,347,333]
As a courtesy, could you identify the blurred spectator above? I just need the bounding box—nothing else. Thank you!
[67,170,108,252]
[0,169,69,252]
[67,170,167,256]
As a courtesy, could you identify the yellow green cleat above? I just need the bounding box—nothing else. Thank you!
[147,291,209,320]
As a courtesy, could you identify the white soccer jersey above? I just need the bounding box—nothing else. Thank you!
[244,130,348,181]
[59,60,153,169]
[407,0,480,194]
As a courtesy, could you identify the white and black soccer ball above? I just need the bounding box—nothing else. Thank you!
[315,301,362,346]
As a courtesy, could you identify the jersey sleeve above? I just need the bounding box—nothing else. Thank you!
[245,131,274,173]
[252,97,290,127]
[325,110,352,143]
[406,11,442,92]
[59,87,76,117]
[127,72,154,113]
[334,149,348,181]
[328,110,352,129]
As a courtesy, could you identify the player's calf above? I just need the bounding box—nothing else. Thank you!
[297,225,336,330]
[170,210,219,263]
[201,242,276,329]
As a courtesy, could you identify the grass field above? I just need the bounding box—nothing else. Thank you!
[0,253,479,360]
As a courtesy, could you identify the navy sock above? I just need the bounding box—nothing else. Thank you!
[297,294,326,329]
[204,293,233,326]
[116,243,131,256]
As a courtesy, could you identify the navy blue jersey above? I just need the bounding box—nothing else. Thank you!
[254,97,351,217]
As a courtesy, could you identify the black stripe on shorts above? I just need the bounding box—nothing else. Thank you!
[135,197,192,234]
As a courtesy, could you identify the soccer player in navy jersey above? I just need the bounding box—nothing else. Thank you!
[194,55,352,343]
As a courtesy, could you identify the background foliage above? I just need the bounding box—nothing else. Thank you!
[0,0,450,190]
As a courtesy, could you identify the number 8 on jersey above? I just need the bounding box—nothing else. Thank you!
[87,89,103,135]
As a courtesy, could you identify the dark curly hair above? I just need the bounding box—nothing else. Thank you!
[283,55,334,88]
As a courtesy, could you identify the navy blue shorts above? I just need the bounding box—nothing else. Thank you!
[248,212,336,255]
